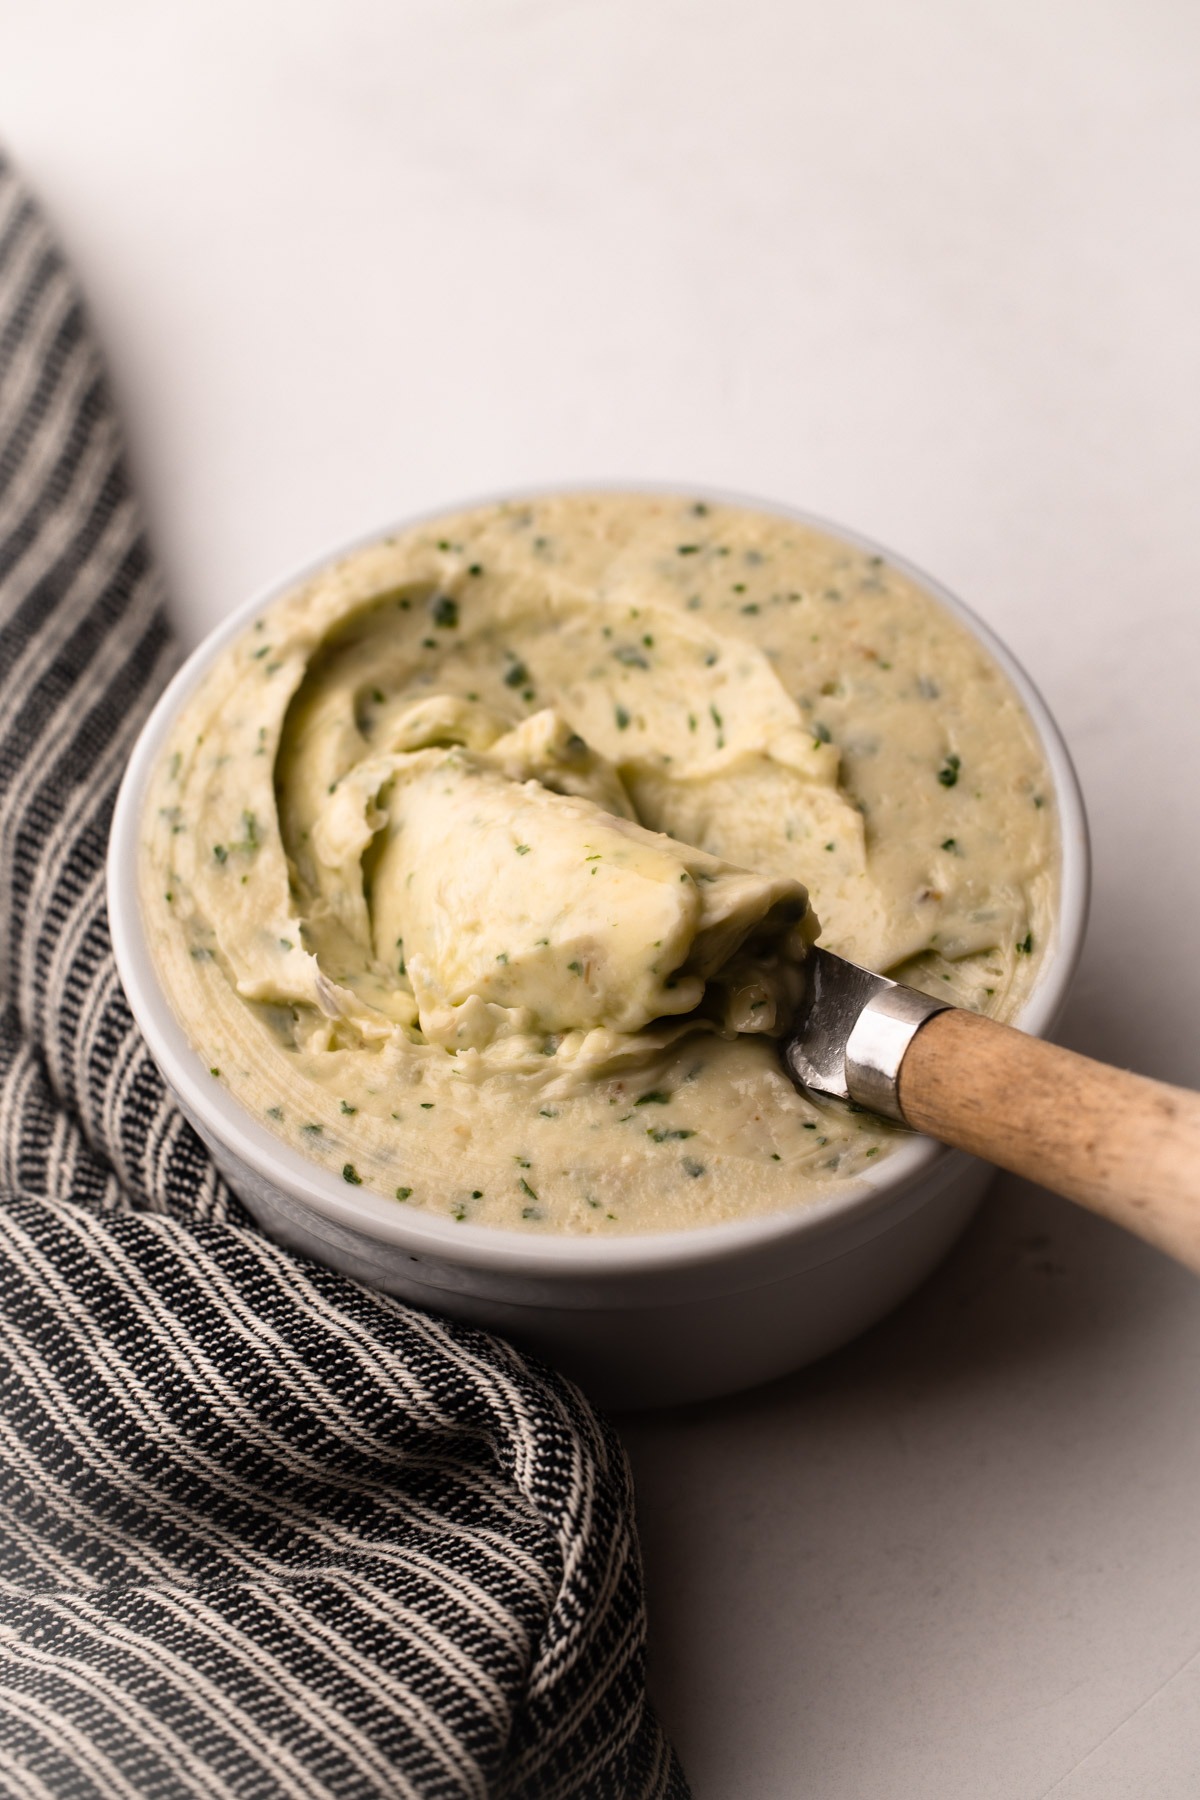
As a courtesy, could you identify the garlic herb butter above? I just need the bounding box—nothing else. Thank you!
[140,494,1057,1233]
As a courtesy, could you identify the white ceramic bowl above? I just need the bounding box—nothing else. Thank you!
[108,490,1090,1410]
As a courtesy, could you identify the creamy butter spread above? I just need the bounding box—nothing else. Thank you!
[140,494,1058,1233]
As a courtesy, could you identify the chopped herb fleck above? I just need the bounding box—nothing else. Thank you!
[213,844,228,864]
[677,543,701,555]
[431,594,459,628]
[514,843,531,856]
[340,1100,357,1115]
[420,1101,435,1110]
[614,705,631,731]
[613,644,649,668]
[648,1127,696,1143]
[568,961,583,975]
[519,1177,539,1201]
[937,754,961,788]
[266,1106,284,1121]
[635,1091,670,1106]
[1016,932,1034,954]
[503,660,530,689]
[395,1186,412,1201]
[302,1123,323,1136]
[682,1159,706,1178]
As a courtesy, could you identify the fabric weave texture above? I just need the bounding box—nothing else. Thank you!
[0,151,687,1800]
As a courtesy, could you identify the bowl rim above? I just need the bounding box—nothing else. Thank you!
[107,482,1091,1278]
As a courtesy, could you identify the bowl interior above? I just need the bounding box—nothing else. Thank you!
[108,486,1090,1279]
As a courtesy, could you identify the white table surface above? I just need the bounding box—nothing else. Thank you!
[5,3,1199,1792]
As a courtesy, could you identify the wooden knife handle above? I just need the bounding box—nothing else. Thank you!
[897,1009,1200,1271]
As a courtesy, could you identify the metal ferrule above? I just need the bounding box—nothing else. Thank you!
[782,945,952,1124]
[843,984,952,1123]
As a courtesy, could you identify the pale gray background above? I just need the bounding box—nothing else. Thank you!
[4,2,1199,1793]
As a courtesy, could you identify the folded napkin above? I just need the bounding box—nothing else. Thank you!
[0,151,687,1800]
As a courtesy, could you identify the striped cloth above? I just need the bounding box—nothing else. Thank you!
[0,151,687,1800]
